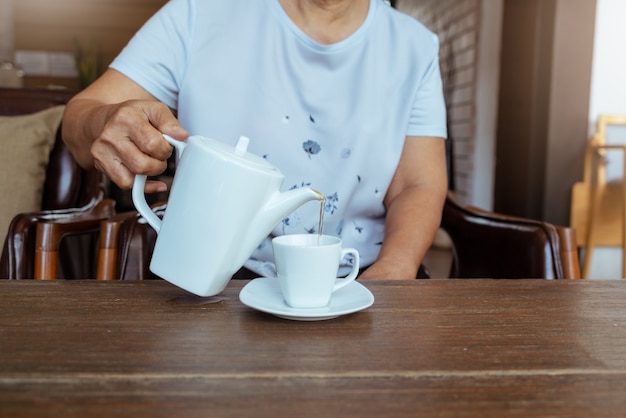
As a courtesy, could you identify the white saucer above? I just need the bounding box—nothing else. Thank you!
[239,277,374,321]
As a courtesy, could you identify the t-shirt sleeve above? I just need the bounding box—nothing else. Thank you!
[406,34,447,139]
[109,0,195,109]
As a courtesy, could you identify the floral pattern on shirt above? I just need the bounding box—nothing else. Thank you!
[302,140,321,159]
[324,192,339,215]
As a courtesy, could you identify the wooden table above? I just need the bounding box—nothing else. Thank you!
[1,279,626,417]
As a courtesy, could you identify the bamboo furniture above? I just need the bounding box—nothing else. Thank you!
[570,114,626,278]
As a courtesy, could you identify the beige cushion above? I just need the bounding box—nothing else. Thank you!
[0,106,65,245]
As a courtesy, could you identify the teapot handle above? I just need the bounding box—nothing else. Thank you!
[131,134,186,232]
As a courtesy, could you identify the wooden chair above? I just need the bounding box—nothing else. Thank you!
[96,203,165,280]
[441,195,580,279]
[0,87,115,279]
[570,114,626,278]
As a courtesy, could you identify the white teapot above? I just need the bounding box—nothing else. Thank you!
[132,134,323,296]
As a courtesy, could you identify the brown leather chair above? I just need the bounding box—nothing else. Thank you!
[0,87,115,279]
[98,194,581,282]
[440,195,580,279]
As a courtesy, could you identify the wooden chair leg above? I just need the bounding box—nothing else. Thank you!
[556,227,581,280]
[622,152,626,278]
[97,249,119,281]
[583,185,601,278]
[35,222,62,280]
[96,216,129,281]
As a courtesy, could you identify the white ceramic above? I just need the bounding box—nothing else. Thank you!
[132,134,322,297]
[272,234,360,308]
[239,277,374,321]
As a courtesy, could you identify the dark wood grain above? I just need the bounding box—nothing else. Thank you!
[1,279,625,417]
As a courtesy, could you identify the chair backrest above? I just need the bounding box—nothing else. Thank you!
[0,87,109,279]
[0,87,105,210]
[441,196,580,279]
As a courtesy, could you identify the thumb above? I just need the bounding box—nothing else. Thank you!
[145,103,189,140]
[161,124,189,141]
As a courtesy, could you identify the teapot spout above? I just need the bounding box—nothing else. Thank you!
[231,187,324,272]
[258,187,325,234]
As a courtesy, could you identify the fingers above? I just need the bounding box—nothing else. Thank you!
[92,136,166,190]
[103,100,177,160]
[144,179,169,194]
[91,100,188,190]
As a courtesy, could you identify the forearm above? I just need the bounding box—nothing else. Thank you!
[372,185,446,279]
[359,136,448,280]
[62,98,111,169]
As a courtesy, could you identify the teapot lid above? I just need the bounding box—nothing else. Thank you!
[194,135,281,175]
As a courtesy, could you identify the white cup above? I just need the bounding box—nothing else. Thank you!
[272,234,360,308]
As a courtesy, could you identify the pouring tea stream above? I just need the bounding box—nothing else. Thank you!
[132,134,324,297]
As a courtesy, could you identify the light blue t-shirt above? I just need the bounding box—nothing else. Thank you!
[111,0,447,276]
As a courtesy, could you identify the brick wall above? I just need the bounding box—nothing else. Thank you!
[395,0,481,205]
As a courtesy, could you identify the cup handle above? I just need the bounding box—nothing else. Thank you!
[333,248,360,292]
[131,134,186,233]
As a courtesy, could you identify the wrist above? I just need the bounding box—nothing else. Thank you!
[360,257,419,280]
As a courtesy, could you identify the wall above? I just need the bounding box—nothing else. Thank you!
[398,0,599,223]
[0,0,13,61]
[494,0,596,224]
[543,0,597,224]
[472,1,502,209]
[12,0,166,88]
[589,0,626,120]
[395,0,502,208]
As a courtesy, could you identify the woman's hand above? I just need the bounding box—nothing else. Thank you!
[358,258,418,280]
[91,99,187,192]
[63,69,188,193]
